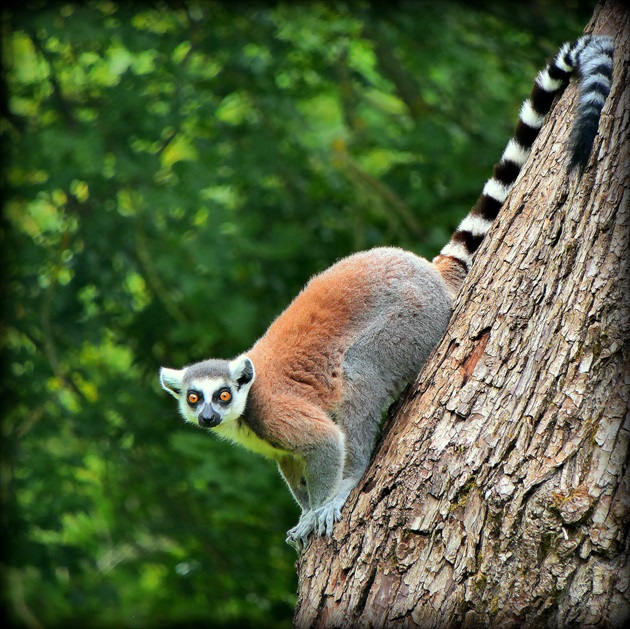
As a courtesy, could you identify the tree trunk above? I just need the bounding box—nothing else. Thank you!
[294,2,629,627]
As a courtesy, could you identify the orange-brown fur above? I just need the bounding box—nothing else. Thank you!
[433,256,468,297]
[246,255,375,450]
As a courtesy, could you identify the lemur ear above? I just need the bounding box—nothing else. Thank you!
[160,367,185,398]
[228,355,255,388]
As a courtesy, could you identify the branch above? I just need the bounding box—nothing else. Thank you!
[334,145,424,240]
[134,219,189,325]
[40,278,89,404]
[28,31,78,131]
[361,19,430,122]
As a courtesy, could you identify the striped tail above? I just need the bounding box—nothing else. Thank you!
[434,35,614,289]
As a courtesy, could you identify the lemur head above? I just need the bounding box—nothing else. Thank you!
[160,355,255,428]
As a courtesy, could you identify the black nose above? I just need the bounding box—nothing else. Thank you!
[199,413,221,428]
[198,404,221,428]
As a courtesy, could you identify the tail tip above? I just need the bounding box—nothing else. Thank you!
[568,129,598,172]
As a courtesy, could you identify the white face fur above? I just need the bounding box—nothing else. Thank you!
[160,356,255,430]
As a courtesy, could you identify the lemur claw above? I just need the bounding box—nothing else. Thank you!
[286,502,345,551]
[286,511,317,552]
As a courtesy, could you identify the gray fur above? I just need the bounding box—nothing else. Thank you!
[568,35,614,170]
[182,359,231,383]
[341,248,450,471]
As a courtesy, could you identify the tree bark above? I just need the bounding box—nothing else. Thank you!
[294,2,629,627]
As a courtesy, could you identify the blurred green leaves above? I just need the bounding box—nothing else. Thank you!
[1,1,592,627]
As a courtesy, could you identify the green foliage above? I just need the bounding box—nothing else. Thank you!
[1,1,592,626]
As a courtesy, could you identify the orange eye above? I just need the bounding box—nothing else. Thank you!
[187,392,199,405]
[219,390,232,403]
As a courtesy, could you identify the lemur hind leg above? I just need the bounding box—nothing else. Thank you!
[277,456,310,512]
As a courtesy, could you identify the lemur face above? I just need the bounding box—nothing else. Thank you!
[160,356,255,429]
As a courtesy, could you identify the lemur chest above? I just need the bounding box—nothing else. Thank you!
[213,419,288,459]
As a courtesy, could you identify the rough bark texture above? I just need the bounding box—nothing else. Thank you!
[294,2,629,627]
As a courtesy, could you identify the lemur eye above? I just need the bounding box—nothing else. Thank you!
[219,390,232,403]
[187,392,200,405]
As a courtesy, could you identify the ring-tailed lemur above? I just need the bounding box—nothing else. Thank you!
[160,35,614,552]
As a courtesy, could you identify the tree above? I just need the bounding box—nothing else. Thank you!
[294,2,629,627]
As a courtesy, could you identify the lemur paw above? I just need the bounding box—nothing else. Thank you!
[314,501,343,537]
[286,501,345,551]
[286,511,317,552]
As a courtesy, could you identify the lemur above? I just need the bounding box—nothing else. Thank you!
[160,35,614,551]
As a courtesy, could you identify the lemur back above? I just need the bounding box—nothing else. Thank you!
[160,35,614,551]
[246,248,450,448]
